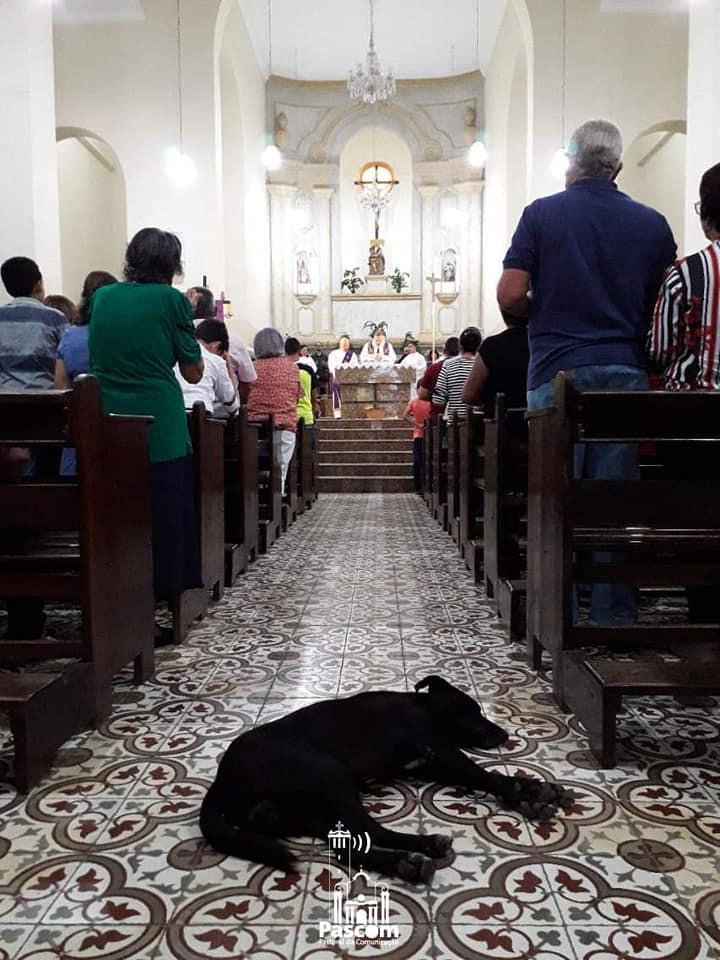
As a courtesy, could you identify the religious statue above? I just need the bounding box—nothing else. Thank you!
[328,334,359,418]
[360,327,397,366]
[368,242,385,277]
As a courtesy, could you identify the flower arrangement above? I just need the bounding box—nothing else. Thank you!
[363,320,389,337]
[390,268,409,294]
[341,268,365,295]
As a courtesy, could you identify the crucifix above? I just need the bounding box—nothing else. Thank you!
[355,161,399,277]
[425,273,442,357]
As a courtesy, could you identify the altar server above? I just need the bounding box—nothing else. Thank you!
[400,337,427,398]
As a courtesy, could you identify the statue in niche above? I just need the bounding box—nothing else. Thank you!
[275,112,289,151]
[441,248,457,284]
[368,242,385,277]
[296,251,311,287]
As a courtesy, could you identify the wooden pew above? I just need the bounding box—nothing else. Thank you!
[484,396,528,640]
[256,417,282,553]
[458,409,485,581]
[526,373,720,753]
[170,404,225,643]
[224,409,259,585]
[446,415,461,547]
[431,419,448,529]
[282,436,299,532]
[422,418,434,509]
[0,377,154,788]
[296,420,316,513]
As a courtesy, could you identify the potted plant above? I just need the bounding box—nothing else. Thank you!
[341,268,365,295]
[390,269,409,294]
[362,319,389,338]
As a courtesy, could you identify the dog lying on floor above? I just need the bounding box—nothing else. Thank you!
[200,676,572,883]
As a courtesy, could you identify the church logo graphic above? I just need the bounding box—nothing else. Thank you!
[317,822,401,947]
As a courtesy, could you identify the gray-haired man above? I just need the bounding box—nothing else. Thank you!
[497,119,677,626]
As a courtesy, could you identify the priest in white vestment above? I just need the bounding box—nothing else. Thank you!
[328,334,359,418]
[400,339,427,399]
[360,329,397,366]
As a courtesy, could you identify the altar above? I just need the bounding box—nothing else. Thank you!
[334,365,415,419]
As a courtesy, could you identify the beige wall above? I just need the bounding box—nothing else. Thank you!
[56,137,126,301]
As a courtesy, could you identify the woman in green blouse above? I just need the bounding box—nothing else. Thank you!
[90,228,204,620]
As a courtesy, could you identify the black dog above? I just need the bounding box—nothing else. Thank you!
[200,676,572,883]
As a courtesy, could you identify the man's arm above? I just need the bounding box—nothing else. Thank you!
[432,364,449,407]
[497,270,531,316]
[462,354,490,406]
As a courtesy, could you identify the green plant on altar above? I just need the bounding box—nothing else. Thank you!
[390,269,409,294]
[362,319,389,337]
[341,268,365,295]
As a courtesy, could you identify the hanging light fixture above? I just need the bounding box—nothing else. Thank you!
[467,0,486,169]
[166,0,196,186]
[347,0,395,105]
[262,0,282,171]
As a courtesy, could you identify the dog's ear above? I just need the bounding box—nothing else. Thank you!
[415,675,453,694]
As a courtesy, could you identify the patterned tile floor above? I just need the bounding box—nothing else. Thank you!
[0,493,719,960]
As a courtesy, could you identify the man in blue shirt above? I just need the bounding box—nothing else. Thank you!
[497,119,676,625]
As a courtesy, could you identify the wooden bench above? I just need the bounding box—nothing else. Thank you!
[484,396,528,640]
[564,652,720,767]
[282,433,299,532]
[422,417,434,509]
[0,377,154,787]
[527,372,720,713]
[169,404,225,643]
[256,417,282,554]
[446,415,461,547]
[224,409,259,585]
[458,409,485,582]
[431,419,448,529]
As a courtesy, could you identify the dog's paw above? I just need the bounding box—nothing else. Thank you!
[501,778,572,821]
[396,852,436,884]
[420,833,453,860]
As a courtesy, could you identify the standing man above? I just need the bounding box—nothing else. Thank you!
[431,327,482,421]
[498,119,676,625]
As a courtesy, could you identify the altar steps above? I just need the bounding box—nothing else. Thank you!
[316,418,415,493]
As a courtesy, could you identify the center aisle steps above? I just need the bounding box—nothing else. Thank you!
[316,418,415,493]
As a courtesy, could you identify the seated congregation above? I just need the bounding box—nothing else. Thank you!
[0,233,318,789]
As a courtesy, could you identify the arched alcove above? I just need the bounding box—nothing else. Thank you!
[55,128,126,299]
[619,120,687,249]
[338,127,414,288]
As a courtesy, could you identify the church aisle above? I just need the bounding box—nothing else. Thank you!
[0,493,718,960]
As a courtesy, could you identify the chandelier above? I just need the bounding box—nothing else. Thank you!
[347,0,395,105]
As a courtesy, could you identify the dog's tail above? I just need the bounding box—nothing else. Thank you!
[199,784,296,872]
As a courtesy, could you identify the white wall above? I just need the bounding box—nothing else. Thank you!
[685,0,720,254]
[338,128,414,287]
[56,137,126,300]
[481,0,529,330]
[482,0,688,327]
[217,0,272,341]
[620,130,686,250]
[53,0,270,330]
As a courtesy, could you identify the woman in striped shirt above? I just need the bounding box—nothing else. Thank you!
[432,326,482,421]
[649,162,720,623]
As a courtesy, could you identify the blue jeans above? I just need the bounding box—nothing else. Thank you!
[527,365,649,626]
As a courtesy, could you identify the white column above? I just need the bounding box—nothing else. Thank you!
[685,0,720,254]
[313,186,334,336]
[268,183,295,334]
[456,180,483,331]
[0,0,62,298]
[418,185,439,337]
